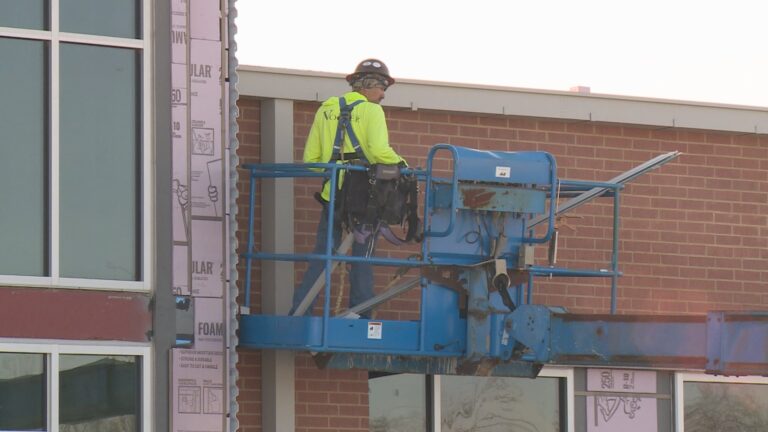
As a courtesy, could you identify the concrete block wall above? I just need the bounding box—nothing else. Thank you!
[236,95,768,431]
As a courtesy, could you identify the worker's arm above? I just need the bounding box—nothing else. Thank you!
[359,104,407,166]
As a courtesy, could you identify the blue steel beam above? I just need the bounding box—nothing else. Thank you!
[321,353,543,378]
[240,307,768,377]
[239,315,463,356]
[548,312,707,369]
[706,311,768,376]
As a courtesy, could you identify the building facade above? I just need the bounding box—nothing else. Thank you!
[236,66,768,432]
[0,1,241,431]
[0,0,175,431]
[2,2,768,430]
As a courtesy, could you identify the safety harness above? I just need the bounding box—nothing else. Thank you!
[331,98,367,163]
[328,96,422,246]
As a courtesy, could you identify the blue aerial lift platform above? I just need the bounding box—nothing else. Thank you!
[239,144,768,378]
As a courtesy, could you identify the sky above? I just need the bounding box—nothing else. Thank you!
[234,0,768,108]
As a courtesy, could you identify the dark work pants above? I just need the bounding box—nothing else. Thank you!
[290,203,374,318]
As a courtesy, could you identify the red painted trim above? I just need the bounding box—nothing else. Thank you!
[0,287,152,342]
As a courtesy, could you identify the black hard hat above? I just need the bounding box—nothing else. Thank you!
[345,58,395,86]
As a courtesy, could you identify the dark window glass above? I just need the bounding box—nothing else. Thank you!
[59,43,140,281]
[369,373,426,432]
[0,37,48,276]
[0,353,46,430]
[684,381,768,432]
[0,1,48,30]
[59,354,140,431]
[441,375,561,432]
[60,0,140,38]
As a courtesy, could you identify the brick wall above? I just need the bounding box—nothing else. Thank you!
[295,355,370,431]
[236,97,262,431]
[294,101,768,315]
[236,95,768,431]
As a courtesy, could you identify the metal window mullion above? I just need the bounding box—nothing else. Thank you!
[50,0,60,284]
[141,0,152,290]
[674,373,688,432]
[57,277,146,291]
[543,367,576,432]
[58,32,144,49]
[432,375,441,432]
[49,350,60,432]
[142,348,153,432]
[0,27,51,40]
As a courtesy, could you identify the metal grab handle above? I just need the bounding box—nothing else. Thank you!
[521,151,557,244]
[423,144,459,238]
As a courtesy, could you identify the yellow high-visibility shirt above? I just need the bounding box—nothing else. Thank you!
[303,91,406,201]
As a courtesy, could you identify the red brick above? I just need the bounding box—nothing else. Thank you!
[459,125,489,138]
[297,415,330,428]
[594,124,623,136]
[479,116,508,127]
[622,127,652,138]
[418,111,451,122]
[394,121,429,133]
[307,404,339,416]
[428,123,458,135]
[449,113,479,125]
[538,120,566,132]
[329,417,362,429]
[488,128,517,140]
[549,132,577,145]
[508,117,538,129]
[518,130,547,142]
[576,135,604,147]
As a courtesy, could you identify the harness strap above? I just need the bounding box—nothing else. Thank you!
[331,97,367,163]
[404,174,423,242]
[322,97,366,201]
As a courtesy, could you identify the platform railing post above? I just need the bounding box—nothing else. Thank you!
[243,168,257,311]
[321,164,341,349]
[610,187,621,314]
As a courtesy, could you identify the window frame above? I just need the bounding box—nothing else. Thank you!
[0,339,152,432]
[674,371,768,432]
[0,0,153,291]
[432,366,574,432]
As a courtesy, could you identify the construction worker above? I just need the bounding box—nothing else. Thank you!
[290,59,406,318]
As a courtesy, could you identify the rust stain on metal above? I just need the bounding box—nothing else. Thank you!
[461,188,495,209]
[553,354,706,369]
[555,313,706,323]
[724,314,768,322]
[421,267,464,292]
[468,309,489,320]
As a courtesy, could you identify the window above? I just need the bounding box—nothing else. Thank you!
[0,1,47,30]
[369,373,427,432]
[0,0,151,289]
[60,354,141,431]
[0,343,151,432]
[0,353,46,430]
[676,373,768,432]
[369,368,573,432]
[439,373,567,432]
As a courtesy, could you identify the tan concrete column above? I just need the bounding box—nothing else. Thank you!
[260,98,296,432]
